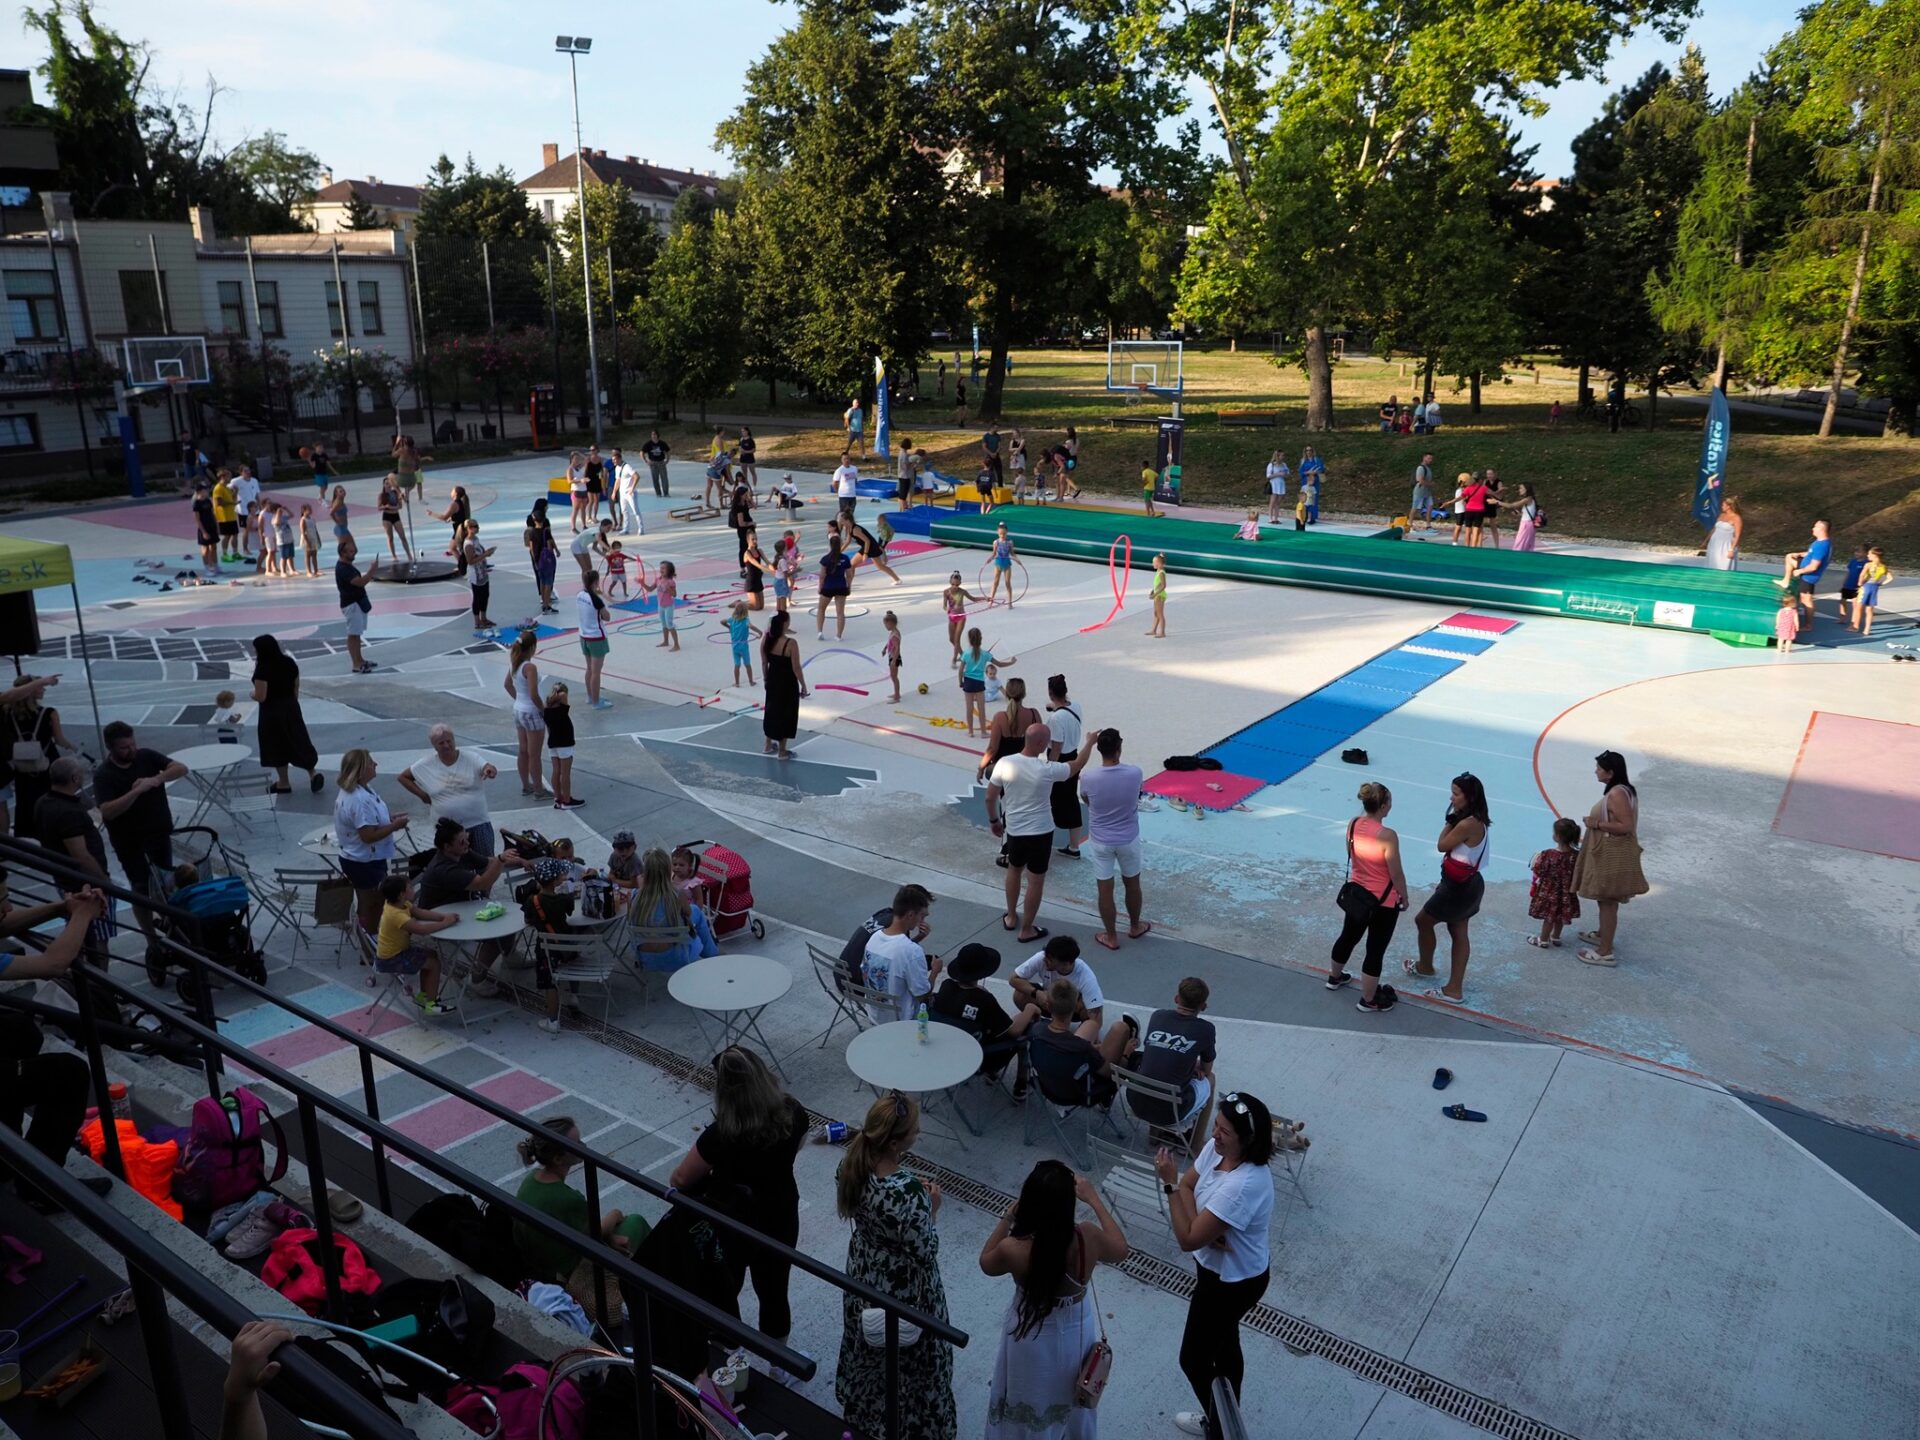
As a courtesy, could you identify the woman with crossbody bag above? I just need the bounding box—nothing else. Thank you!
[981,1160,1127,1437]
[1327,782,1411,1013]
[6,690,72,836]
[1408,773,1492,1004]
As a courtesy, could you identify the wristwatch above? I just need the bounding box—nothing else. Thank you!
[1162,1183,1175,1197]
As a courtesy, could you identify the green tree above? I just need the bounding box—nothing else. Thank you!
[412,155,551,338]
[549,180,661,336]
[228,131,323,219]
[342,192,384,229]
[635,215,744,422]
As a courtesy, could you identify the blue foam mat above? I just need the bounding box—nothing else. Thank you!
[1200,740,1316,786]
[1365,648,1466,679]
[1317,678,1418,711]
[1205,724,1329,762]
[1405,631,1494,656]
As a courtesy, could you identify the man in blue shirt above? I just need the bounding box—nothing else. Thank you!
[1777,519,1833,633]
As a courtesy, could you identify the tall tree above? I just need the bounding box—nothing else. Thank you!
[635,213,744,422]
[412,155,551,338]
[228,131,324,219]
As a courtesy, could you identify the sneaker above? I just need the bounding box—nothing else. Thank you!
[415,993,455,1015]
[1357,985,1397,1013]
[1324,972,1352,991]
[561,797,587,808]
[222,1205,289,1260]
[1173,1413,1207,1436]
[538,1016,562,1034]
[592,698,615,710]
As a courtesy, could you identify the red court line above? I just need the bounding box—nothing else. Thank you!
[1770,710,1824,835]
[840,716,981,756]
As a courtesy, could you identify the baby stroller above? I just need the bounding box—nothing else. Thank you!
[678,840,763,941]
[145,824,267,1004]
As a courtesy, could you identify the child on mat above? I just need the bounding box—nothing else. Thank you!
[882,610,903,702]
[1774,592,1801,653]
[640,560,680,650]
[943,571,979,665]
[984,662,1004,707]
[1146,553,1168,638]
[544,681,580,809]
[1236,509,1262,541]
[988,522,1018,608]
[1837,544,1868,622]
[300,504,321,577]
[376,872,456,1015]
[1851,547,1891,635]
[1527,818,1581,949]
[603,541,631,599]
[724,601,762,687]
[959,628,1017,739]
[1140,458,1160,518]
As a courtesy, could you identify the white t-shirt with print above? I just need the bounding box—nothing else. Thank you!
[862,930,930,1023]
[834,465,859,500]
[1013,952,1105,1011]
[1191,1138,1275,1282]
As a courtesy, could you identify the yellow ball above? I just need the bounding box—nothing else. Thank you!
[917,682,929,695]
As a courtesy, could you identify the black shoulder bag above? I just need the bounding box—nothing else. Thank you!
[1337,820,1388,920]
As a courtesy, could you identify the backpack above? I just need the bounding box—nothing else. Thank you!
[174,1087,287,1212]
[373,1275,497,1376]
[262,1228,383,1322]
[405,1193,526,1291]
[1162,755,1223,772]
[446,1363,586,1440]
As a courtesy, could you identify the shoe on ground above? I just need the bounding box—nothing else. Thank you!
[1173,1413,1207,1436]
[538,1016,562,1034]
[1358,985,1397,1012]
[592,698,614,710]
[1324,971,1352,991]
[415,993,455,1015]
[309,772,325,793]
[222,1204,289,1259]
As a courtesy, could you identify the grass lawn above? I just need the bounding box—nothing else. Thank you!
[673,347,1918,564]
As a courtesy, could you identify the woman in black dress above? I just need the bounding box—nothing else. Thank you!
[741,529,772,612]
[728,475,756,565]
[667,1047,810,1380]
[252,635,323,793]
[761,612,806,759]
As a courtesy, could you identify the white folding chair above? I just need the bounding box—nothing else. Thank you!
[543,930,618,1026]
[268,866,351,965]
[1114,1067,1206,1160]
[1270,1115,1313,1218]
[805,942,870,1050]
[1088,1131,1170,1232]
[349,923,416,1032]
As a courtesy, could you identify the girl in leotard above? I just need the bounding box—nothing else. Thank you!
[882,610,902,702]
[1145,553,1167,638]
[958,627,1017,739]
[943,572,979,665]
[988,523,1018,608]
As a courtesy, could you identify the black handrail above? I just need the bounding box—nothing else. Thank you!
[0,1124,417,1440]
[1214,1376,1252,1439]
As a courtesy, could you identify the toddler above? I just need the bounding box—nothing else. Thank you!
[984,662,1004,706]
[670,846,705,899]
[882,610,902,702]
[1235,509,1262,541]
[1301,475,1320,526]
[1774,592,1800,654]
[1527,818,1582,948]
[544,681,579,809]
[642,560,680,650]
[724,600,761,687]
[604,541,631,598]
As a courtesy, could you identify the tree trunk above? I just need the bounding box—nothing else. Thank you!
[1822,109,1890,439]
[1469,372,1482,414]
[981,330,1010,422]
[1883,394,1913,437]
[1422,352,1436,404]
[1577,360,1590,408]
[1647,379,1658,429]
[767,375,777,409]
[1304,325,1334,431]
[1713,111,1760,393]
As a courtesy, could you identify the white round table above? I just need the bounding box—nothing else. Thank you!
[846,1021,986,1141]
[668,954,793,1075]
[167,742,255,828]
[428,897,527,1004]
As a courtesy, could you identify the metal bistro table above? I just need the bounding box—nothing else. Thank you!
[845,1020,984,1141]
[667,954,793,1077]
[167,742,256,829]
[431,896,527,1006]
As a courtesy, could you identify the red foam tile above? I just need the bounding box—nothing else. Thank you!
[1772,711,1920,862]
[474,1070,565,1111]
[1141,769,1267,811]
[1438,612,1519,635]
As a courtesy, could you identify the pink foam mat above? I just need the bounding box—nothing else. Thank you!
[885,538,945,558]
[1438,612,1519,634]
[1141,769,1266,811]
[1772,711,1920,862]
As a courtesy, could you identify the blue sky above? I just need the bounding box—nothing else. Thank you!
[25,0,1804,190]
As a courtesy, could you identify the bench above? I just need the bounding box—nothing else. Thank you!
[1220,410,1281,427]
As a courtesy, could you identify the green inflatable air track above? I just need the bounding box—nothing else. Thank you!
[929,508,1778,643]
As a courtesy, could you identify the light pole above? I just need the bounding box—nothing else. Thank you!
[556,35,604,448]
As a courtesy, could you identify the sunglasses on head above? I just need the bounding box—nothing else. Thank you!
[1221,1093,1251,1117]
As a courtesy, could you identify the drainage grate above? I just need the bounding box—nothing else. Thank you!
[556,1000,1579,1440]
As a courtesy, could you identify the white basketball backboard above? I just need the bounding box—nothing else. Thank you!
[123,335,211,392]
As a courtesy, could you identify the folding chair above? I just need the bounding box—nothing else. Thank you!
[1271,1115,1313,1216]
[625,919,700,1014]
[1023,1034,1125,1168]
[931,1011,1025,1138]
[805,942,870,1050]
[270,865,354,965]
[543,930,618,1026]
[1115,1067,1206,1160]
[1087,1131,1170,1232]
[348,923,417,1032]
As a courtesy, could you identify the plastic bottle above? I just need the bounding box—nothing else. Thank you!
[109,1082,131,1121]
[916,1002,929,1044]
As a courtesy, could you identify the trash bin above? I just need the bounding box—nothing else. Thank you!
[253,453,274,482]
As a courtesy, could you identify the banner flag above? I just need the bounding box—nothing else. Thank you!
[1692,387,1731,529]
[874,354,891,460]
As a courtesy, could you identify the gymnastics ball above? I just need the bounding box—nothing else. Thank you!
[917,682,929,695]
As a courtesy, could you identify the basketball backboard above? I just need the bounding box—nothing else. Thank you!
[123,336,211,393]
[1106,338,1183,399]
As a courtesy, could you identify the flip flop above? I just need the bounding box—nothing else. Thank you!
[1016,926,1049,944]
[1001,914,1018,931]
[1127,921,1153,939]
[1442,1104,1487,1122]
[1432,1068,1453,1090]
[1094,934,1121,951]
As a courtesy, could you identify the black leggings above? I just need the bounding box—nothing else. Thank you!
[743,1203,799,1339]
[1179,1264,1269,1437]
[1331,903,1401,978]
[469,583,490,620]
[0,1049,90,1168]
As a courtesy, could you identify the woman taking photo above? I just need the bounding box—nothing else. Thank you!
[834,1093,956,1440]
[1407,774,1491,1004]
[332,749,409,934]
[761,612,806,759]
[1326,781,1411,1012]
[1572,750,1648,967]
[505,629,549,798]
[980,1160,1128,1439]
[1153,1092,1277,1438]
[251,635,323,795]
[668,1047,810,1381]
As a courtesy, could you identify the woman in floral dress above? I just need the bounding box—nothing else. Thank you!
[835,1093,956,1440]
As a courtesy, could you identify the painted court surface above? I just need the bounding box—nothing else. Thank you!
[7,453,1918,1440]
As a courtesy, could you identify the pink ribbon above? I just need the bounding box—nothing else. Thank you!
[1079,534,1133,633]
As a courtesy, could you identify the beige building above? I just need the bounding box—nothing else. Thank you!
[519,145,720,234]
[296,177,424,237]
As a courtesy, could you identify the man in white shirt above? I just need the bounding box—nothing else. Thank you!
[861,883,942,1023]
[833,454,860,518]
[232,465,261,560]
[396,725,501,857]
[576,573,613,710]
[987,721,1098,943]
[612,449,643,535]
[1009,933,1106,1025]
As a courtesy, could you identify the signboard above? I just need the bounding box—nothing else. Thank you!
[1692,387,1731,529]
[1153,417,1184,506]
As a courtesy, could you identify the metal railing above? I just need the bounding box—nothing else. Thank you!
[0,1124,416,1440]
[1213,1376,1251,1439]
[0,835,966,1440]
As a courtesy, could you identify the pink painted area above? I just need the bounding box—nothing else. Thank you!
[1438,612,1518,635]
[1141,769,1266,811]
[84,486,328,543]
[389,1093,500,1150]
[246,1005,415,1070]
[885,539,945,558]
[473,1069,565,1110]
[1772,711,1920,862]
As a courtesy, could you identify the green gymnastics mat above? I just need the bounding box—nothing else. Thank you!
[928,507,1778,642]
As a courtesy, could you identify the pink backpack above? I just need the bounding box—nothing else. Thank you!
[175,1087,288,1212]
[446,1363,586,1440]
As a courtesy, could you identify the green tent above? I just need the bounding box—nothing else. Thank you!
[0,533,104,749]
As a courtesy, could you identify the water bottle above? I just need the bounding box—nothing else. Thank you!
[109,1082,132,1122]
[916,1002,929,1044]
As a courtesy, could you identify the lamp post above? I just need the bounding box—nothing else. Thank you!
[556,34,604,448]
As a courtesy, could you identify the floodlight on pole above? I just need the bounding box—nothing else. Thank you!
[557,33,603,446]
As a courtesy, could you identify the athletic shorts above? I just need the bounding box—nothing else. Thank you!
[961,677,985,694]
[342,606,369,636]
[1003,830,1053,874]
[217,520,238,538]
[581,637,609,658]
[1085,837,1142,882]
[1840,586,1859,602]
[547,746,575,760]
[1462,511,1486,529]
[731,642,750,666]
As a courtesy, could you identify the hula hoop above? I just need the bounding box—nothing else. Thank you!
[815,683,869,695]
[804,647,880,669]
[977,557,1030,607]
[1079,534,1133,633]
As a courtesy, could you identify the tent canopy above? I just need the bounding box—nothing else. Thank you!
[0,536,75,596]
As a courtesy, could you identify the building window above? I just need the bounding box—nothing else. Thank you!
[357,279,383,335]
[324,280,345,338]
[0,414,38,452]
[216,279,247,336]
[3,270,62,340]
[543,198,555,222]
[118,270,169,333]
[256,280,283,337]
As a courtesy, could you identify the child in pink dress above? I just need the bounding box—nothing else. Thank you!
[1527,818,1581,948]
[1774,593,1800,653]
